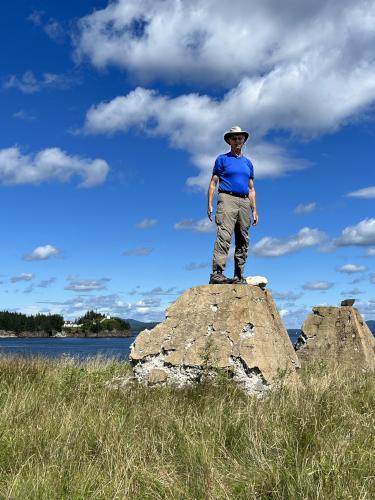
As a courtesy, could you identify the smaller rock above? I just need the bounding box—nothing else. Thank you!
[148,368,169,385]
[295,305,375,371]
[341,299,355,306]
[246,276,268,288]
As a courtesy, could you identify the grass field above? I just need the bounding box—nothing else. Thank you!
[0,354,373,499]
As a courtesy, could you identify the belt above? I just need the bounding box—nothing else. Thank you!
[218,189,248,199]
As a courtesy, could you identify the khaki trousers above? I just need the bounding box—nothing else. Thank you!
[212,192,251,277]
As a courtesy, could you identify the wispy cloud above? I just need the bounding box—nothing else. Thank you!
[174,218,215,233]
[3,71,79,94]
[346,186,375,199]
[365,248,375,257]
[122,246,154,256]
[141,287,178,296]
[23,244,60,261]
[65,277,111,292]
[0,147,109,187]
[184,262,209,271]
[349,276,366,285]
[340,288,364,296]
[44,21,65,42]
[12,110,35,121]
[37,278,56,288]
[294,202,316,214]
[11,273,34,283]
[336,263,367,274]
[271,290,303,301]
[135,218,158,229]
[28,10,66,43]
[27,10,43,26]
[252,227,326,257]
[302,281,334,291]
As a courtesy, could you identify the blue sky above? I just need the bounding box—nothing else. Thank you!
[0,0,374,328]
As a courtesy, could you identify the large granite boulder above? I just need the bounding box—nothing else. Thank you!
[129,285,300,394]
[295,306,375,370]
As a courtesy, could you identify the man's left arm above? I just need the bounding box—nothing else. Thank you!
[248,178,259,226]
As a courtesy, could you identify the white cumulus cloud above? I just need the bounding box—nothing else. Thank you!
[82,87,310,188]
[0,147,109,187]
[252,227,326,257]
[75,0,375,90]
[77,0,375,189]
[23,245,60,261]
[336,263,368,273]
[335,218,375,246]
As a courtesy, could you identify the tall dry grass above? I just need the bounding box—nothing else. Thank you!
[0,354,373,499]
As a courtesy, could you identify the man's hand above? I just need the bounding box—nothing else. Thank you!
[207,175,218,222]
[252,210,259,226]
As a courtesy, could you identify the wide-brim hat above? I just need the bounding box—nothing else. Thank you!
[224,126,249,144]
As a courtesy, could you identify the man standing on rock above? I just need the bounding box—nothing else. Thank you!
[207,126,258,284]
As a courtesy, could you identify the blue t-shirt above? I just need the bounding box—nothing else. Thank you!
[212,152,254,195]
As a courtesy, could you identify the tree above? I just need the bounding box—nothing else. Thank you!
[77,310,105,325]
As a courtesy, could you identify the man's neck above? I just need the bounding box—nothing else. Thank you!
[230,148,242,157]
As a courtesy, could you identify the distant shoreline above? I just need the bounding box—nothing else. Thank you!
[0,330,135,339]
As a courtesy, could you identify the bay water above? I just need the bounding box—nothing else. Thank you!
[0,331,300,361]
[0,335,138,361]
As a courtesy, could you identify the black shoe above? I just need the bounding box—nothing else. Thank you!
[232,275,247,284]
[209,273,233,284]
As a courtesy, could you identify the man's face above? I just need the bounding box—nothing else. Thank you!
[229,135,245,148]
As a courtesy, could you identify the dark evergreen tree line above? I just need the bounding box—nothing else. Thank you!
[0,311,64,334]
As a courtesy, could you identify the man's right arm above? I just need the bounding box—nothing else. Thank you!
[207,175,219,221]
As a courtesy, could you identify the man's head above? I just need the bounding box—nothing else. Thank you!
[224,126,249,145]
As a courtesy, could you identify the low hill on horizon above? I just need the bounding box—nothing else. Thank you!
[124,318,160,332]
